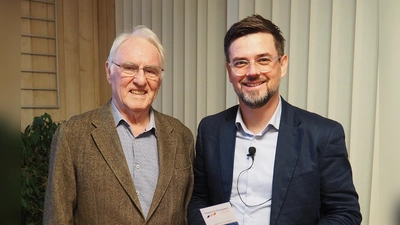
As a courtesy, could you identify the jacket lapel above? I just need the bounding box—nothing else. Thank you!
[90,102,143,213]
[219,106,239,201]
[270,99,303,225]
[146,110,176,218]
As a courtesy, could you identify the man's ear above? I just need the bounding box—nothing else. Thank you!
[279,55,289,78]
[105,61,112,84]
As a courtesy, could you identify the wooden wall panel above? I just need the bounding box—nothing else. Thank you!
[98,0,115,105]
[20,0,115,130]
[78,0,97,113]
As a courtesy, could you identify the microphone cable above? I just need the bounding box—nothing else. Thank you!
[236,146,272,207]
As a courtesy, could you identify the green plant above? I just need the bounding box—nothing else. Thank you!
[21,113,61,225]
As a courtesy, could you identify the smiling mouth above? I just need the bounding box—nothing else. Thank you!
[130,90,146,95]
[244,81,265,87]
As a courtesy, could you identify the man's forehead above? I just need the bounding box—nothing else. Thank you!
[229,33,277,59]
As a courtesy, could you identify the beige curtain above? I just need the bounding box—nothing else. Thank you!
[380,1,400,225]
[115,0,380,224]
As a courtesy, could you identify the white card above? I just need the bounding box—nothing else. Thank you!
[200,202,239,225]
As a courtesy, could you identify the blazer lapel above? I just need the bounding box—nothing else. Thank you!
[90,102,143,212]
[219,106,239,201]
[146,110,176,218]
[270,99,303,225]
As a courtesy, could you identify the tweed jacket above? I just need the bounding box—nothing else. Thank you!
[43,101,194,224]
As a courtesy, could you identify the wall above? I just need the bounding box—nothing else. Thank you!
[115,0,379,224]
[1,0,20,126]
[20,0,115,129]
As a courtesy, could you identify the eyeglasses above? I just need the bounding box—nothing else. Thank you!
[112,61,164,80]
[229,55,281,76]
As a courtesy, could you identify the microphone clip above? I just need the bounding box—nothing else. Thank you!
[247,146,256,160]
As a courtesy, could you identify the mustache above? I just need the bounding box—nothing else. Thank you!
[241,76,268,83]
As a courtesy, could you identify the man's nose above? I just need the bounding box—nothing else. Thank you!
[246,62,259,76]
[133,68,147,84]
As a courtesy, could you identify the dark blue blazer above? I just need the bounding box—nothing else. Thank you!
[188,98,361,225]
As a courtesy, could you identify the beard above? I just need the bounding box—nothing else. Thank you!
[236,85,278,109]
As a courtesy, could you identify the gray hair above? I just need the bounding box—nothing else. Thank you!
[106,25,165,69]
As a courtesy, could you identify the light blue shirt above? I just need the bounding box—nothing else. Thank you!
[111,101,159,218]
[230,98,281,225]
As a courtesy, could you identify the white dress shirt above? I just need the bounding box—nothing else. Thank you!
[230,98,281,225]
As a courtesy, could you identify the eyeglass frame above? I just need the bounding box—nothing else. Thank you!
[111,61,164,80]
[228,55,282,76]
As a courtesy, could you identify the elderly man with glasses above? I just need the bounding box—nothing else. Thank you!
[43,26,194,225]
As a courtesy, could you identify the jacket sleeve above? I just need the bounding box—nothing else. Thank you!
[43,124,76,225]
[317,123,362,224]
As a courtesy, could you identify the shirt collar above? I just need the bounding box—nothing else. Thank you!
[235,96,282,135]
[111,100,157,135]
